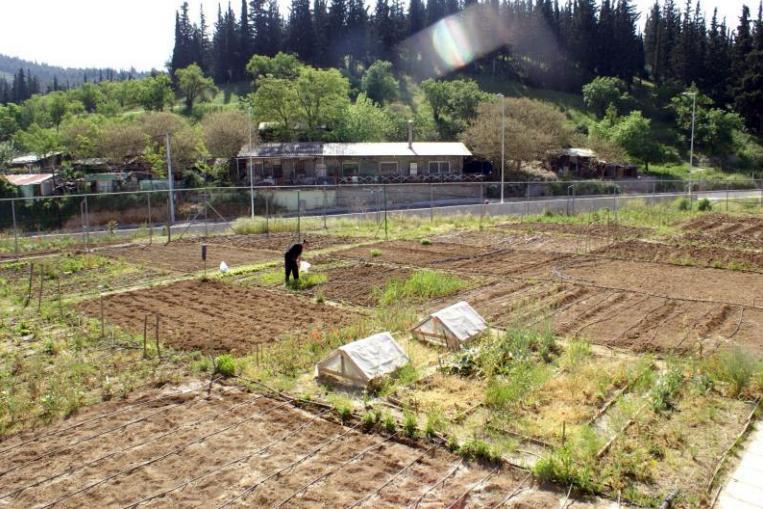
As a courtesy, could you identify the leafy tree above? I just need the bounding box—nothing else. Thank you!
[175,64,218,111]
[462,97,570,175]
[253,78,301,135]
[582,76,629,117]
[293,67,350,138]
[421,79,487,139]
[97,120,146,165]
[0,104,20,142]
[670,88,743,157]
[60,115,102,159]
[202,110,252,157]
[246,52,302,83]
[336,94,394,141]
[607,110,662,170]
[361,60,399,104]
[14,124,62,156]
[139,112,203,175]
[138,74,175,111]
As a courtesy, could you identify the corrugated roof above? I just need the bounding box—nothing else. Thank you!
[561,148,597,158]
[10,153,61,165]
[238,142,472,159]
[3,173,54,186]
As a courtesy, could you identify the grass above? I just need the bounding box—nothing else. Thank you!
[214,354,236,377]
[376,270,467,306]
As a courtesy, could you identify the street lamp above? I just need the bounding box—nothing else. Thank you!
[497,93,505,204]
[685,91,697,169]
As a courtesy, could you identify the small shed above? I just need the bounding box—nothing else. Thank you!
[412,302,487,349]
[2,173,55,197]
[315,332,409,387]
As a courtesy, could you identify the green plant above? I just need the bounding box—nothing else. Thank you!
[447,435,459,452]
[377,270,466,305]
[705,347,759,397]
[697,198,712,211]
[214,354,236,377]
[382,412,397,433]
[424,409,444,439]
[403,411,418,438]
[650,367,683,411]
[533,444,597,493]
[459,439,501,464]
[677,197,691,211]
[370,248,382,257]
[420,239,432,245]
[361,411,377,430]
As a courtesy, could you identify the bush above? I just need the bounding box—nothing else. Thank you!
[650,367,683,411]
[697,198,712,211]
[382,412,397,433]
[370,248,382,257]
[403,411,418,438]
[214,354,236,377]
[420,239,432,245]
[706,348,759,397]
[677,197,691,211]
[459,439,501,464]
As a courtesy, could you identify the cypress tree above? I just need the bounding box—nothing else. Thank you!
[239,0,253,76]
[287,0,316,63]
[313,0,330,66]
[328,0,348,64]
[408,0,425,35]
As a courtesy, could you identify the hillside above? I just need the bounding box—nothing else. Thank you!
[0,53,146,90]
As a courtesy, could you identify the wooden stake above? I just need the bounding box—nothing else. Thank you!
[57,278,63,319]
[143,315,148,359]
[100,295,105,338]
[37,272,44,312]
[154,314,161,359]
[24,263,34,308]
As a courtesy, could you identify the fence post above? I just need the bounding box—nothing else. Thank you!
[297,190,301,242]
[323,186,328,230]
[525,182,530,217]
[430,184,434,222]
[11,199,19,257]
[726,181,730,212]
[383,185,388,241]
[147,192,153,245]
[265,191,270,237]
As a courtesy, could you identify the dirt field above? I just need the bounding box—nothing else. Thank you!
[434,230,612,253]
[682,213,763,249]
[498,222,649,239]
[593,239,763,271]
[206,232,362,252]
[101,242,279,273]
[77,279,358,353]
[0,381,617,509]
[306,263,414,306]
[327,240,494,267]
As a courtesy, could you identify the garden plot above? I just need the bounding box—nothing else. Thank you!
[327,240,495,268]
[498,221,650,239]
[206,232,361,252]
[682,213,763,249]
[101,241,279,273]
[593,239,763,272]
[0,381,616,509]
[391,372,487,420]
[434,229,612,254]
[0,255,171,300]
[303,263,415,307]
[77,279,359,354]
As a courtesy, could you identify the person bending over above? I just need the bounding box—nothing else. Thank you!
[284,239,308,284]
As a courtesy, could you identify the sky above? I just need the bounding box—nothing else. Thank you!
[0,0,755,72]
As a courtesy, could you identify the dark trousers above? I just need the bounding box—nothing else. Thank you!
[285,257,299,282]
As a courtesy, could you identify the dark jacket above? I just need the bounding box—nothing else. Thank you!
[285,243,303,261]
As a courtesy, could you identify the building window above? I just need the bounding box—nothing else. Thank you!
[379,162,399,176]
[342,162,359,177]
[428,161,451,175]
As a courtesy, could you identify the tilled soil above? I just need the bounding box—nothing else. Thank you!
[681,214,763,250]
[205,232,362,252]
[0,382,614,508]
[593,239,763,272]
[101,242,279,273]
[434,230,612,254]
[305,263,414,307]
[497,221,649,239]
[326,240,495,268]
[77,279,359,354]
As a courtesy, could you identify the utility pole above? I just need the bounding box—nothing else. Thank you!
[687,91,697,169]
[248,105,254,219]
[165,133,175,225]
[498,93,505,204]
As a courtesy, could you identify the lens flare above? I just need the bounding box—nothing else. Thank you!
[431,17,474,70]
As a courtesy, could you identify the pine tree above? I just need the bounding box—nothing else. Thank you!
[735,3,763,131]
[313,0,330,66]
[328,0,348,64]
[408,0,425,35]
[703,8,731,103]
[425,0,445,26]
[287,0,316,63]
[346,0,369,61]
[569,0,598,76]
[239,0,253,76]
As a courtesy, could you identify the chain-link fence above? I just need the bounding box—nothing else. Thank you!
[1,179,762,256]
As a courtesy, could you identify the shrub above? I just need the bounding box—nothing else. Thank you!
[424,409,444,439]
[214,354,236,377]
[533,444,596,493]
[370,248,382,257]
[361,411,377,430]
[459,439,501,464]
[650,367,683,411]
[382,412,397,433]
[403,411,418,438]
[697,198,712,211]
[707,348,758,397]
[420,239,432,245]
[677,197,691,211]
